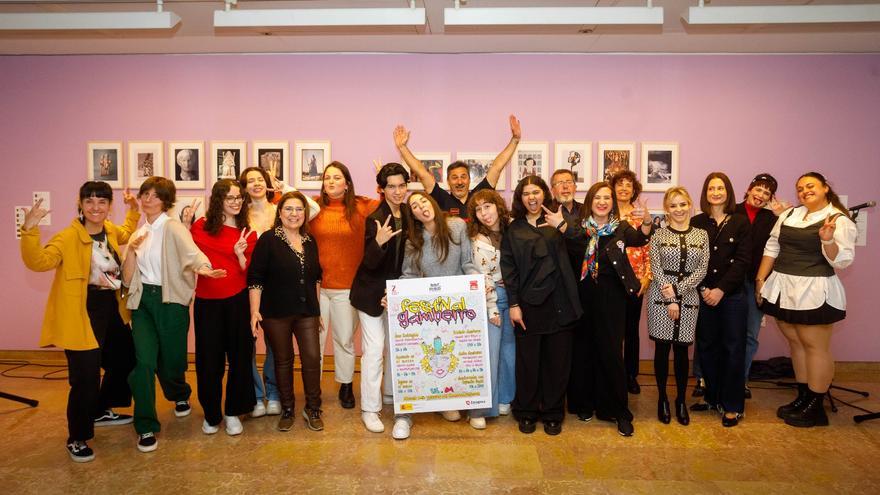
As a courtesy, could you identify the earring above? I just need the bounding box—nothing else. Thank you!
[78,208,84,222]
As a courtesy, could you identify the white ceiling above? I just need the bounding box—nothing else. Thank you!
[0,0,879,55]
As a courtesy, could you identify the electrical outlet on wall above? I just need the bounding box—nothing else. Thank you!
[33,191,51,226]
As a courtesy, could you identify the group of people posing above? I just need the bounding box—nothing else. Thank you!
[21,116,857,463]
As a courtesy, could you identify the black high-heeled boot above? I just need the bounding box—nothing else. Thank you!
[657,398,671,424]
[675,399,690,426]
[777,383,809,419]
[784,390,829,428]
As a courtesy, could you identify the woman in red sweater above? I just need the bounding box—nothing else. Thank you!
[190,179,258,436]
[310,161,379,408]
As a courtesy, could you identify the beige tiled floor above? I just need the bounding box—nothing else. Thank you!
[1,364,880,494]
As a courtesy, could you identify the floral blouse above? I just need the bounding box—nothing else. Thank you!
[622,213,652,284]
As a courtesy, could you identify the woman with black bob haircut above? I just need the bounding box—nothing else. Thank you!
[190,179,258,436]
[756,172,857,428]
[545,180,652,437]
[20,181,140,462]
[501,176,582,436]
[690,172,752,427]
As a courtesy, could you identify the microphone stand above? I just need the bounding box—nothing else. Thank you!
[0,391,39,408]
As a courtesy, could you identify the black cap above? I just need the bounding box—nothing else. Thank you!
[749,173,778,194]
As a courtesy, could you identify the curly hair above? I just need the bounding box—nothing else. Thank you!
[609,169,642,204]
[466,189,509,239]
[204,179,249,236]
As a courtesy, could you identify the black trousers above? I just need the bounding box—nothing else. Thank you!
[513,329,573,422]
[696,290,747,413]
[261,314,322,411]
[194,290,256,426]
[570,275,632,421]
[624,295,643,378]
[64,289,135,443]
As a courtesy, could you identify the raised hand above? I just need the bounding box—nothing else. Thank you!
[372,158,384,174]
[375,215,402,247]
[128,231,149,250]
[769,197,792,216]
[819,213,840,242]
[234,228,251,257]
[122,188,138,211]
[542,204,565,229]
[268,159,284,191]
[197,265,227,279]
[22,198,50,230]
[393,125,410,149]
[180,197,201,227]
[631,197,648,225]
[509,114,522,140]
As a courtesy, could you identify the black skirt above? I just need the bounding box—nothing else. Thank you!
[761,299,845,325]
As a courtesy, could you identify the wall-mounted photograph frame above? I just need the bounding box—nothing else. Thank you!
[456,152,504,191]
[211,141,246,183]
[168,141,205,190]
[253,141,289,186]
[413,152,451,191]
[554,141,592,192]
[87,141,123,188]
[598,142,636,182]
[170,194,206,224]
[648,209,668,230]
[127,141,163,188]
[294,140,331,190]
[513,141,549,183]
[641,142,679,192]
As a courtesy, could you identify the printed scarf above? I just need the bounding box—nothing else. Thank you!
[581,216,619,281]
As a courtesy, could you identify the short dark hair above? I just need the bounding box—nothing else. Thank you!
[377,162,410,188]
[446,161,469,177]
[609,169,642,203]
[699,172,737,215]
[274,191,311,235]
[550,169,574,185]
[138,176,175,212]
[579,181,619,221]
[511,175,552,220]
[78,181,113,203]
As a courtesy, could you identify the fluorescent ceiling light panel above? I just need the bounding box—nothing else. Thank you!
[444,7,664,26]
[0,12,181,30]
[682,4,880,24]
[214,8,426,28]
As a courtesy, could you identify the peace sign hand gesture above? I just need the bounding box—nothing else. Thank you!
[22,198,50,230]
[234,228,251,257]
[631,197,649,225]
[819,213,840,243]
[180,197,201,227]
[375,215,402,247]
[122,188,138,211]
[542,205,565,230]
[373,158,384,174]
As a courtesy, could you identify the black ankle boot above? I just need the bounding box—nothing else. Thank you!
[776,383,809,419]
[784,390,829,428]
[657,398,671,424]
[675,399,690,426]
[338,383,355,409]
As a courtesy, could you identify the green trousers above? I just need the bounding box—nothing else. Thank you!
[128,284,192,434]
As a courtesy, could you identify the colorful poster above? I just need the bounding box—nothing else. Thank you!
[386,275,491,415]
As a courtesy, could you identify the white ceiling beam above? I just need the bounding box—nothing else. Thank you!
[0,11,181,30]
[444,7,665,26]
[682,4,880,25]
[214,8,427,28]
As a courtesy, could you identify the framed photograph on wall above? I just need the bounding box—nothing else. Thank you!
[170,194,206,223]
[211,141,246,183]
[169,141,205,190]
[253,141,289,186]
[456,152,504,191]
[87,142,123,188]
[554,142,592,192]
[294,141,331,190]
[513,141,549,183]
[598,142,636,182]
[127,141,163,188]
[412,152,451,191]
[641,142,679,192]
[648,209,667,230]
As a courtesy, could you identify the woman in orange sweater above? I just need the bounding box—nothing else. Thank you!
[310,161,380,408]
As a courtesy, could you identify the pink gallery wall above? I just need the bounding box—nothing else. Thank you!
[1,53,878,361]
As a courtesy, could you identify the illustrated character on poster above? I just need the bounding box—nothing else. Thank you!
[420,336,459,378]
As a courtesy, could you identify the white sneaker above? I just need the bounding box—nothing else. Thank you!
[225,415,243,436]
[469,417,487,430]
[382,395,394,405]
[202,420,219,435]
[392,417,411,440]
[266,400,282,416]
[441,410,461,422]
[498,404,511,416]
[252,401,267,418]
[362,412,385,433]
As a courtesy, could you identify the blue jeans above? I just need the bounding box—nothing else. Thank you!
[252,339,279,402]
[470,310,501,419]
[743,280,764,382]
[496,287,516,406]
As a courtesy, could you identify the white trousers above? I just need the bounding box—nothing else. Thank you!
[319,288,358,384]
[358,310,394,413]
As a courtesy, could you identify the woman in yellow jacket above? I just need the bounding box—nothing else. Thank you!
[20,181,140,463]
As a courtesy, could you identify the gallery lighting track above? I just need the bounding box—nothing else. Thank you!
[682,2,880,25]
[444,2,665,27]
[0,0,180,31]
[213,0,426,29]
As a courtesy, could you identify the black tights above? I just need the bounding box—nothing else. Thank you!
[654,341,690,402]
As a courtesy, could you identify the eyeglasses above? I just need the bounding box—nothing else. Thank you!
[224,195,244,203]
[552,180,574,187]
[281,206,305,214]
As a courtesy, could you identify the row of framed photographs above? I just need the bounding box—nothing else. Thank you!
[86,140,332,190]
[416,141,679,192]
